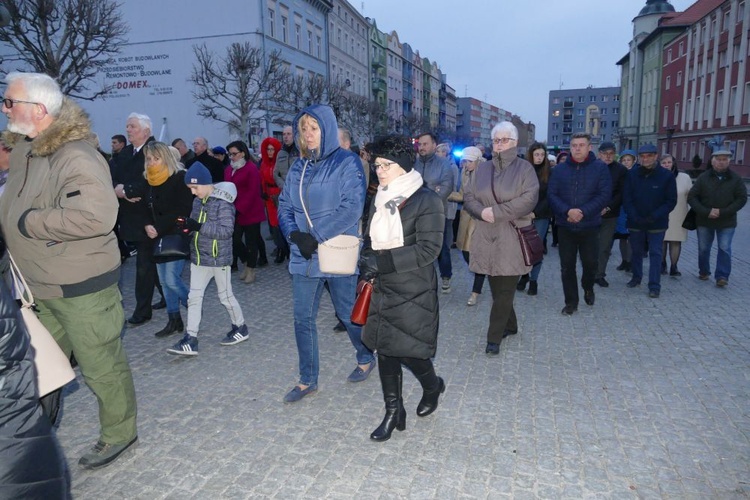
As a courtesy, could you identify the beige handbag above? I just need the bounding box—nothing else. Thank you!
[299,160,360,275]
[8,252,76,397]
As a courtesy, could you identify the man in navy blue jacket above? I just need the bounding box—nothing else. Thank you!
[623,144,677,298]
[548,133,611,315]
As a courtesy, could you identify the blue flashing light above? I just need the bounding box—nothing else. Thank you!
[452,149,463,158]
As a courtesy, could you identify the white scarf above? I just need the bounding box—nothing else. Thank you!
[369,169,423,250]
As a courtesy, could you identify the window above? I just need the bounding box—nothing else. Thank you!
[576,121,584,129]
[552,97,560,104]
[679,41,684,56]
[295,24,301,49]
[734,44,742,63]
[687,99,693,122]
[745,83,750,114]
[668,48,673,62]
[737,140,746,164]
[601,108,607,115]
[723,10,730,31]
[551,135,559,143]
[729,86,738,116]
[611,121,618,127]
[268,9,275,38]
[602,95,609,102]
[613,95,620,101]
[690,141,696,159]
[704,94,710,117]
[663,106,669,127]
[674,103,680,125]
[590,95,597,102]
[601,121,607,129]
[720,50,727,67]
[666,76,671,90]
[710,18,716,39]
[716,90,724,119]
[577,109,585,116]
[707,57,713,73]
[681,141,687,161]
[316,36,322,58]
[613,108,619,114]
[552,122,559,130]
[739,2,745,23]
[308,30,313,54]
[578,96,585,103]
[677,71,682,86]
[281,16,288,43]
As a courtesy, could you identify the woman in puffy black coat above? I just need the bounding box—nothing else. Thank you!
[358,135,445,442]
[0,243,68,498]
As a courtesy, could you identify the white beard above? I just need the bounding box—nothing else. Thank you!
[7,120,35,136]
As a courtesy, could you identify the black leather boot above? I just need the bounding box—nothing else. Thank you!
[370,372,405,442]
[155,312,184,338]
[414,364,445,417]
[516,274,529,291]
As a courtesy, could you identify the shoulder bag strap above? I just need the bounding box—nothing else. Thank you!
[7,251,34,308]
[298,159,313,230]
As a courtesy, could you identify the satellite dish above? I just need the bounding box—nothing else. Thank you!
[0,6,10,28]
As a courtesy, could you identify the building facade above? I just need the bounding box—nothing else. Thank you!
[659,0,750,177]
[547,86,621,150]
[456,97,512,149]
[328,0,370,99]
[386,31,404,129]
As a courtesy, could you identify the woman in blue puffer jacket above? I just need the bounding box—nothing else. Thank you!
[277,104,375,403]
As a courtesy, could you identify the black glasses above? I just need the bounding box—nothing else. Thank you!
[228,151,242,157]
[2,97,40,109]
[372,161,396,171]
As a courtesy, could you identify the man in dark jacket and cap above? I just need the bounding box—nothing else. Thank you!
[623,143,677,298]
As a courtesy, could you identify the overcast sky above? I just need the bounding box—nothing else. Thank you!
[360,0,696,141]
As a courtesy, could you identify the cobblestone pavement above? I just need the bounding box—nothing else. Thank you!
[55,209,750,499]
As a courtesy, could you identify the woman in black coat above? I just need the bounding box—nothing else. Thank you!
[358,135,445,442]
[0,244,68,498]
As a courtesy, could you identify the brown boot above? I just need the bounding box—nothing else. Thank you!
[243,267,256,283]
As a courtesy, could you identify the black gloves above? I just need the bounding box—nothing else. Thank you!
[290,231,318,260]
[176,217,202,233]
[358,248,395,280]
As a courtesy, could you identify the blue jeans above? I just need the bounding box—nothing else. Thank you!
[697,226,735,280]
[529,218,550,281]
[629,230,666,292]
[156,260,188,314]
[437,218,453,279]
[292,274,374,386]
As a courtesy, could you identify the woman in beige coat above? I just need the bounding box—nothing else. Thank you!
[449,146,486,306]
[660,154,692,276]
[462,122,538,355]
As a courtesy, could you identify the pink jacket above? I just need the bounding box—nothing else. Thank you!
[224,161,266,226]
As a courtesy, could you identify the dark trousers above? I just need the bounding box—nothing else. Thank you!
[596,217,618,279]
[271,225,289,256]
[232,223,264,268]
[437,218,453,279]
[557,226,599,307]
[378,353,439,392]
[486,275,519,344]
[629,230,666,292]
[461,251,486,294]
[134,239,159,319]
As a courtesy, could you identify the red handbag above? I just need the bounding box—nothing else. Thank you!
[350,279,374,325]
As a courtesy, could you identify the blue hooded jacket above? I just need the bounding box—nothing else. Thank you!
[623,164,677,231]
[547,151,612,230]
[277,104,366,277]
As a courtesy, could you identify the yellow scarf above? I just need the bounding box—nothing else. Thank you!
[146,164,169,186]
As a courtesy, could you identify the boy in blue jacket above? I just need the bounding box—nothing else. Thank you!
[167,162,248,356]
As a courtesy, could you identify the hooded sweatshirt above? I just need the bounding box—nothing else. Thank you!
[187,182,237,267]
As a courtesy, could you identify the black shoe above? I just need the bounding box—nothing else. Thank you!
[257,257,269,267]
[527,281,538,296]
[332,320,346,332]
[561,305,577,315]
[616,260,627,271]
[649,290,660,298]
[661,262,668,275]
[274,251,285,264]
[230,264,239,272]
[584,289,595,306]
[626,279,641,288]
[485,342,500,355]
[154,313,184,338]
[416,377,445,417]
[670,265,681,277]
[370,373,405,442]
[79,436,138,470]
[516,274,529,291]
[623,262,632,272]
[594,277,609,288]
[127,315,151,326]
[152,298,167,310]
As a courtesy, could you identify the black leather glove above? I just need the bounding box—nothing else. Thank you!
[358,248,379,280]
[176,216,202,233]
[375,250,395,274]
[290,231,318,260]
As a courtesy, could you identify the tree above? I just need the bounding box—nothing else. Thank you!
[189,42,288,141]
[0,0,128,99]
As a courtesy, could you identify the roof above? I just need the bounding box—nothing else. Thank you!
[661,0,726,26]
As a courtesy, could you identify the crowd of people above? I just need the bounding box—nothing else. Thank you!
[0,71,747,494]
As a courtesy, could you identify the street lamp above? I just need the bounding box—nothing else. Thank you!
[666,127,676,158]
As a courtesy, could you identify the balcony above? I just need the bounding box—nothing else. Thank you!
[563,100,574,108]
[372,58,385,69]
[589,110,600,119]
[371,77,386,94]
[563,112,573,121]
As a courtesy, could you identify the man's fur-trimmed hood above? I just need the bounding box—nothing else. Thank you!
[1,98,97,156]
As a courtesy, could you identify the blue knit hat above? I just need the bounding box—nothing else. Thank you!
[184,162,212,185]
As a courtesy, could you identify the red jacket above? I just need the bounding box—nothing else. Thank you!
[260,137,282,226]
[224,160,265,226]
